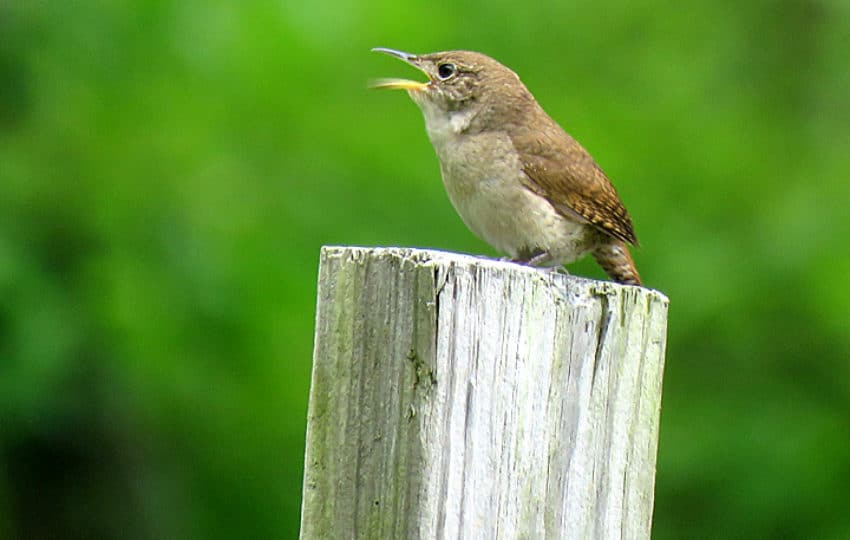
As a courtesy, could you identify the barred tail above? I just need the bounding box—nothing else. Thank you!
[593,239,642,286]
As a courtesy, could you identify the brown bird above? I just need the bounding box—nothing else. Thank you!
[372,48,642,286]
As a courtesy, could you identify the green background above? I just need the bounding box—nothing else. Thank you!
[2,1,848,538]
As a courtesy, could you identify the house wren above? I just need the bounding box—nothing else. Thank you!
[372,48,642,286]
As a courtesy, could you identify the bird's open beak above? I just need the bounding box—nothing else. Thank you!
[370,47,430,91]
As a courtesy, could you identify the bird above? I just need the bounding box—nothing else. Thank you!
[372,48,642,286]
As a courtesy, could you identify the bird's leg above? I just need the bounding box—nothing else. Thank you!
[524,250,553,267]
[512,249,570,274]
[510,249,554,269]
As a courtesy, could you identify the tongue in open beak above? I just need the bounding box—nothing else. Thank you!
[370,48,430,91]
[370,78,430,91]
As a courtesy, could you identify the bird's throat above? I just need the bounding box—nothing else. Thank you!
[418,105,477,142]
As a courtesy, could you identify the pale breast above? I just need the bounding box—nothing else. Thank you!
[427,129,595,265]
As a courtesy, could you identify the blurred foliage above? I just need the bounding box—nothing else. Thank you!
[1,0,848,538]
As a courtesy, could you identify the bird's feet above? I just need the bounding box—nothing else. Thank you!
[522,250,553,267]
[510,250,567,274]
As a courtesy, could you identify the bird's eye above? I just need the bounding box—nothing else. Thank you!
[437,63,457,80]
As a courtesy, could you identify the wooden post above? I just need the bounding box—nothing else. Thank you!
[300,246,668,539]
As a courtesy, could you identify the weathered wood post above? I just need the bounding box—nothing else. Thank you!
[300,246,668,539]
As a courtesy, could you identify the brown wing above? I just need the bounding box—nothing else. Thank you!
[511,122,639,246]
